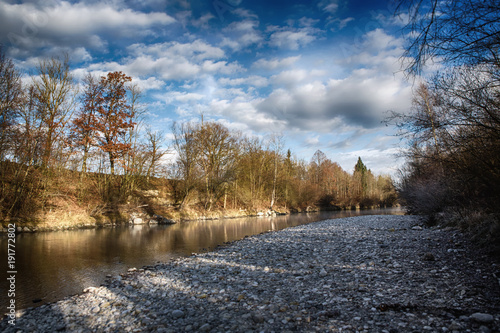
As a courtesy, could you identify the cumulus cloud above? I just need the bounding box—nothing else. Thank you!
[249,29,411,133]
[83,40,242,81]
[209,98,286,133]
[268,26,319,50]
[256,70,410,132]
[0,0,175,55]
[128,40,225,61]
[220,19,262,51]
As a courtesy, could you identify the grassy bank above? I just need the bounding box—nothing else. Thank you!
[0,162,283,231]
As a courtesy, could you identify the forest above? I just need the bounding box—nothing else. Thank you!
[0,50,397,227]
[391,0,500,247]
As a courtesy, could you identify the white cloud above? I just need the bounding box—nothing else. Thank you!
[131,77,166,91]
[128,40,225,61]
[253,30,412,133]
[328,17,355,31]
[44,1,175,34]
[219,75,268,87]
[170,92,205,102]
[0,1,176,53]
[192,13,215,29]
[297,74,406,130]
[84,40,243,81]
[268,27,318,50]
[220,19,262,51]
[209,98,286,133]
[304,135,320,147]
[202,60,242,74]
[271,69,308,86]
[252,56,301,70]
[319,0,341,14]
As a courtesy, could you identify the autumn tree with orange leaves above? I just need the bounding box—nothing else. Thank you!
[93,71,135,175]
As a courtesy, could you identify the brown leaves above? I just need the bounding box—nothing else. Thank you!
[71,71,136,175]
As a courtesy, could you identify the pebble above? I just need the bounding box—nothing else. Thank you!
[2,215,499,333]
[171,310,184,318]
[471,312,494,324]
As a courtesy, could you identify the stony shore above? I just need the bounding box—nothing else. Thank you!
[2,215,499,332]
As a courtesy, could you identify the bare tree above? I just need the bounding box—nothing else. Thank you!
[0,48,23,160]
[31,55,76,169]
[172,121,200,209]
[145,127,168,181]
[196,121,239,211]
[268,133,284,210]
[71,73,100,174]
[396,0,500,76]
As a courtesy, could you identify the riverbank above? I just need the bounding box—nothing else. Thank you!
[3,214,499,332]
[1,203,390,233]
[0,207,292,233]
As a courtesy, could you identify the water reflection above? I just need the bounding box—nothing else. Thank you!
[0,208,403,310]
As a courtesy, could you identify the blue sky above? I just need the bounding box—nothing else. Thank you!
[0,0,413,175]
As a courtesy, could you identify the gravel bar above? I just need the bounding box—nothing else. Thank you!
[2,215,500,333]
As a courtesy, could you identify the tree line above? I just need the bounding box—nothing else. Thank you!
[0,49,396,221]
[170,122,397,212]
[391,0,500,241]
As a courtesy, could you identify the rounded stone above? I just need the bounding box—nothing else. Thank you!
[172,310,184,318]
[199,323,211,331]
[470,313,494,324]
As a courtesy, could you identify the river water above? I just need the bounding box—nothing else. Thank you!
[1,208,403,311]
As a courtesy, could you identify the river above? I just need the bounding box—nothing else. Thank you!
[0,208,403,311]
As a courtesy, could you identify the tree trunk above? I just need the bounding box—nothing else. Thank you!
[109,152,115,175]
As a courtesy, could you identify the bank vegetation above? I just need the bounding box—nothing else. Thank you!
[391,0,500,250]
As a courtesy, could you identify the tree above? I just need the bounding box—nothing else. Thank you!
[145,127,168,181]
[93,71,135,175]
[71,73,100,174]
[236,136,268,207]
[268,133,284,210]
[354,157,368,199]
[0,48,23,161]
[31,55,75,168]
[283,149,294,209]
[393,0,500,219]
[310,149,327,185]
[196,121,239,211]
[171,121,200,208]
[14,86,43,166]
[397,0,500,75]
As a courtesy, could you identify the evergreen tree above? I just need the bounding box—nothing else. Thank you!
[354,157,368,199]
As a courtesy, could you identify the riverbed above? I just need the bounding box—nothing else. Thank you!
[2,213,499,332]
[0,208,402,311]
